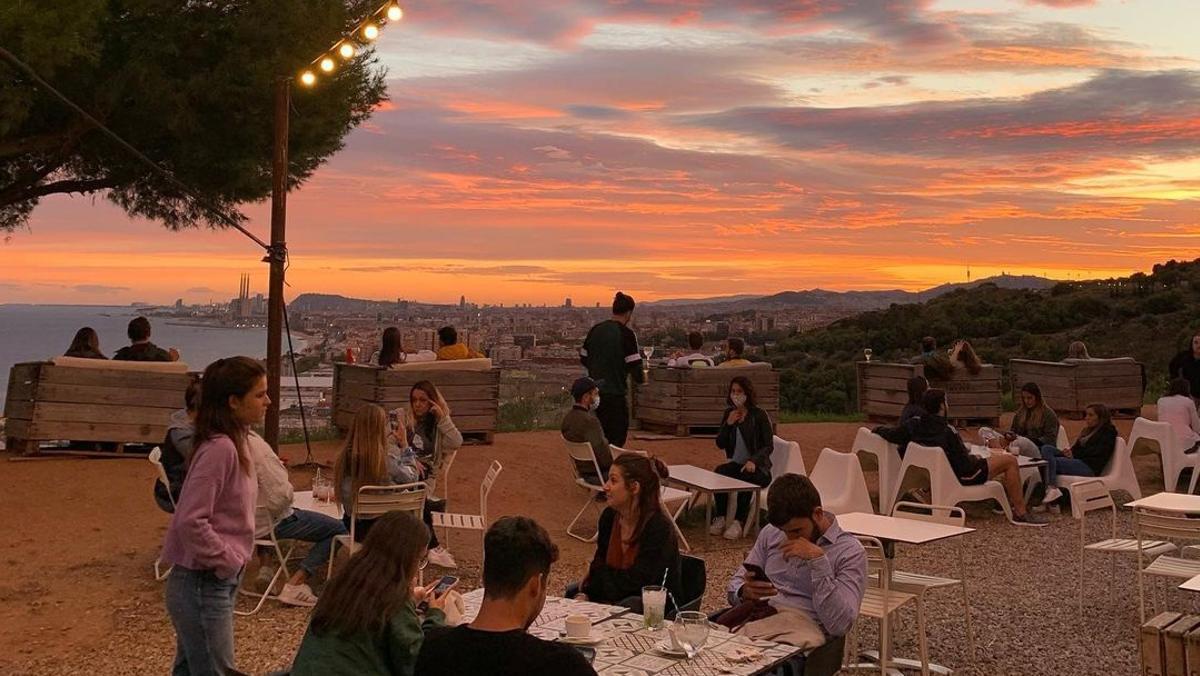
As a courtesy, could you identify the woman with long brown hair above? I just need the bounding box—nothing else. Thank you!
[161,356,267,675]
[64,326,106,359]
[291,511,449,675]
[333,404,449,565]
[949,340,983,375]
[1043,404,1117,499]
[409,380,463,497]
[571,454,681,609]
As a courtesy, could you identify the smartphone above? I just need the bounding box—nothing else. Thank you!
[416,575,458,612]
[570,645,596,664]
[388,408,405,432]
[742,563,770,583]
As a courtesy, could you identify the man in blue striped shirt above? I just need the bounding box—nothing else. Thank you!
[727,474,866,655]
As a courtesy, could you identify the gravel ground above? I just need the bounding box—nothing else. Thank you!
[7,496,1175,676]
[2,417,1177,675]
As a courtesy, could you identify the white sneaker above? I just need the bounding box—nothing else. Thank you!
[428,545,458,569]
[1043,486,1063,505]
[709,517,726,536]
[277,583,318,607]
[723,520,743,540]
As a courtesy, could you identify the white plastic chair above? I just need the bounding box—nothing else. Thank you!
[236,506,297,616]
[810,447,874,516]
[611,445,692,551]
[1071,479,1173,616]
[328,482,427,578]
[890,444,1015,523]
[1056,437,1142,501]
[562,437,607,542]
[431,460,503,555]
[148,446,174,581]
[1135,504,1200,623]
[760,436,808,513]
[853,427,901,514]
[1129,417,1195,493]
[846,535,927,676]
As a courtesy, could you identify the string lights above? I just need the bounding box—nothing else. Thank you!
[299,2,403,87]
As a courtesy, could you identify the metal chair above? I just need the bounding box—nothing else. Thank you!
[562,436,607,542]
[328,482,427,578]
[236,506,296,616]
[147,446,174,581]
[431,460,503,555]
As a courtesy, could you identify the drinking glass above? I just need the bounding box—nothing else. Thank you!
[641,586,666,629]
[674,611,710,660]
[863,348,873,362]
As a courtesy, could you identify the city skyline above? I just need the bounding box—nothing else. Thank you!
[4,0,1200,305]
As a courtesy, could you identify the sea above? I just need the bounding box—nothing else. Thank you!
[0,305,303,410]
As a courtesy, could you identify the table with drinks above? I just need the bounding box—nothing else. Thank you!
[458,588,802,675]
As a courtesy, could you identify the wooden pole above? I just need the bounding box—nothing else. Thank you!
[265,77,290,451]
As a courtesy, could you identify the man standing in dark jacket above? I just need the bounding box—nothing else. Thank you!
[580,292,644,446]
[1169,334,1200,399]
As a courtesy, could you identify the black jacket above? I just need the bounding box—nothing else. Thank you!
[875,413,985,481]
[581,508,681,605]
[716,406,774,472]
[1170,350,1200,399]
[1070,422,1118,476]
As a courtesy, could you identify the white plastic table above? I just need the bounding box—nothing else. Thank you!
[667,464,763,544]
[1128,492,1200,513]
[293,490,342,520]
[839,512,974,676]
[1180,574,1200,593]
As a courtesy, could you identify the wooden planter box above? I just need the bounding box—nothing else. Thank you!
[4,360,192,455]
[1010,358,1144,418]
[634,365,779,436]
[332,362,500,443]
[857,361,1002,425]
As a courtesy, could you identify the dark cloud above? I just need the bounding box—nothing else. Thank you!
[185,286,217,294]
[565,105,633,120]
[407,0,958,49]
[688,69,1200,159]
[73,284,130,294]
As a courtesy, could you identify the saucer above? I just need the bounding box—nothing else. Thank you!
[560,634,607,645]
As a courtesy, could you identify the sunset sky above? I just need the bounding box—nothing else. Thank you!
[4,0,1200,306]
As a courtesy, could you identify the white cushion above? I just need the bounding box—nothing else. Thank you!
[51,356,189,373]
[389,358,492,371]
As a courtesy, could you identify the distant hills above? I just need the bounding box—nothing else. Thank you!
[289,293,451,313]
[767,259,1198,414]
[645,274,1056,312]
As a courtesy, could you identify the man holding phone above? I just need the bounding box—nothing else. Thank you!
[726,474,866,659]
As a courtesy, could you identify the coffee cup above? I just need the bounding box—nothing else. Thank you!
[564,614,591,639]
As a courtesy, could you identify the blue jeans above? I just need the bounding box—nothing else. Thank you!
[165,565,242,676]
[1040,444,1096,485]
[273,509,346,577]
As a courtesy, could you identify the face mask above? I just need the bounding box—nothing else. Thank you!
[590,395,601,411]
[731,393,747,408]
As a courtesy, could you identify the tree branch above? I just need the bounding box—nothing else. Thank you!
[0,177,118,205]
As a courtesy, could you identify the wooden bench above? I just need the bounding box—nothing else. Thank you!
[857,361,1003,426]
[634,364,779,437]
[4,359,192,456]
[332,360,500,443]
[1010,358,1145,418]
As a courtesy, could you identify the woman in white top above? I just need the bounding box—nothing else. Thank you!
[1158,377,1200,452]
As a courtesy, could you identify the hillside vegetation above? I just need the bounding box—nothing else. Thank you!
[768,259,1200,414]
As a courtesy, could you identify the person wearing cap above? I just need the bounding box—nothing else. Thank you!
[561,377,613,484]
[579,292,644,446]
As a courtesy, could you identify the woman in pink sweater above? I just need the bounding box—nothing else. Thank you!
[161,356,268,676]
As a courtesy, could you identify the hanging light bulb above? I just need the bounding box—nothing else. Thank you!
[362,23,379,40]
[300,71,316,86]
[387,4,403,21]
[320,57,335,72]
[338,42,356,59]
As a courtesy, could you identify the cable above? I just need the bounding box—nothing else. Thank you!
[281,251,325,468]
[0,45,270,251]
